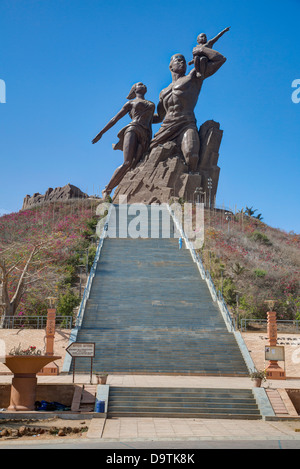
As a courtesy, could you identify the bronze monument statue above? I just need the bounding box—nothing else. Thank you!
[188,27,230,77]
[150,47,226,173]
[92,82,155,199]
[93,29,229,205]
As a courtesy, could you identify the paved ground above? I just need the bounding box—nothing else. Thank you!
[1,372,300,389]
[1,373,300,444]
[242,332,300,378]
[1,329,300,445]
[100,416,300,442]
[1,411,300,445]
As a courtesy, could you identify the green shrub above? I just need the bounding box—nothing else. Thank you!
[254,268,267,278]
[222,278,237,306]
[23,297,48,317]
[87,245,97,270]
[250,231,272,246]
[56,289,80,317]
[59,265,77,287]
[82,216,99,240]
[86,216,98,231]
[66,252,81,267]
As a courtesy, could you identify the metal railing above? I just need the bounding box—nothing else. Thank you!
[205,270,218,303]
[75,204,113,328]
[1,315,73,329]
[166,204,236,332]
[241,318,300,333]
[217,290,236,332]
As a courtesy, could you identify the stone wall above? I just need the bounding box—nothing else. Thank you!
[0,384,76,408]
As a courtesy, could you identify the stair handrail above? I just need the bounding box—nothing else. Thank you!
[205,270,218,303]
[75,204,113,328]
[194,251,206,280]
[167,203,236,332]
[166,204,206,280]
[217,290,236,332]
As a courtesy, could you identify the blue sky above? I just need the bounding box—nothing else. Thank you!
[0,0,299,232]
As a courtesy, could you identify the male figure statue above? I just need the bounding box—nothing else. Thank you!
[150,47,226,172]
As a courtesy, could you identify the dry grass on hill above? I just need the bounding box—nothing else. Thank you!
[196,208,300,323]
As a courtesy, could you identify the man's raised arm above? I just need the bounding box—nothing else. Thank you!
[201,47,227,79]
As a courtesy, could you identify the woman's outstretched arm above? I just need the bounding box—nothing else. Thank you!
[92,101,131,144]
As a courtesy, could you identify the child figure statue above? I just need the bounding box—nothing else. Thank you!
[188,27,230,77]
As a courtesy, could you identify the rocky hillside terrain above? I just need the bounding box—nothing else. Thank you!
[197,207,300,323]
[22,183,89,210]
[0,195,299,325]
[0,197,101,322]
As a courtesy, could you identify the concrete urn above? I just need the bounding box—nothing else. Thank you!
[4,355,61,411]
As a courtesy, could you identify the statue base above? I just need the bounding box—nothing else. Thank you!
[113,120,222,206]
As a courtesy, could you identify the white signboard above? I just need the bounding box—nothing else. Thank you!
[66,342,95,358]
[265,346,285,361]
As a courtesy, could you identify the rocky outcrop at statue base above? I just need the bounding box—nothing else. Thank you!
[22,183,89,210]
[113,120,223,205]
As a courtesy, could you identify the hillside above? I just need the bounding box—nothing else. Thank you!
[0,198,101,323]
[198,208,300,323]
[0,200,299,326]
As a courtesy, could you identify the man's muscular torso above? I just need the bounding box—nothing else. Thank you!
[160,72,203,119]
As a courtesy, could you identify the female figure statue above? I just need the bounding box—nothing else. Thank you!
[92,82,155,199]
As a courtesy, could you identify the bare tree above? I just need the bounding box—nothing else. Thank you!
[0,241,56,327]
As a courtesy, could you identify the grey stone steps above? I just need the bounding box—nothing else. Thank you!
[108,400,258,409]
[109,388,254,397]
[71,204,249,376]
[106,386,261,419]
[108,405,259,413]
[73,364,247,375]
[107,411,261,420]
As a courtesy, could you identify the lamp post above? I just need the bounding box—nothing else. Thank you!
[0,281,4,326]
[78,264,86,301]
[194,187,201,205]
[207,178,213,209]
[235,291,242,330]
[86,247,89,276]
[225,212,232,234]
[198,187,206,207]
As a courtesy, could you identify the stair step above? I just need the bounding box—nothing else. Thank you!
[108,401,258,409]
[107,411,261,420]
[71,205,249,378]
[106,386,260,420]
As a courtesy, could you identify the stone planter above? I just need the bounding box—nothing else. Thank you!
[96,375,108,385]
[253,378,262,388]
[4,355,61,411]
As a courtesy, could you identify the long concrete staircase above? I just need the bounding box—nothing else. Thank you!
[67,204,260,419]
[72,205,248,376]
